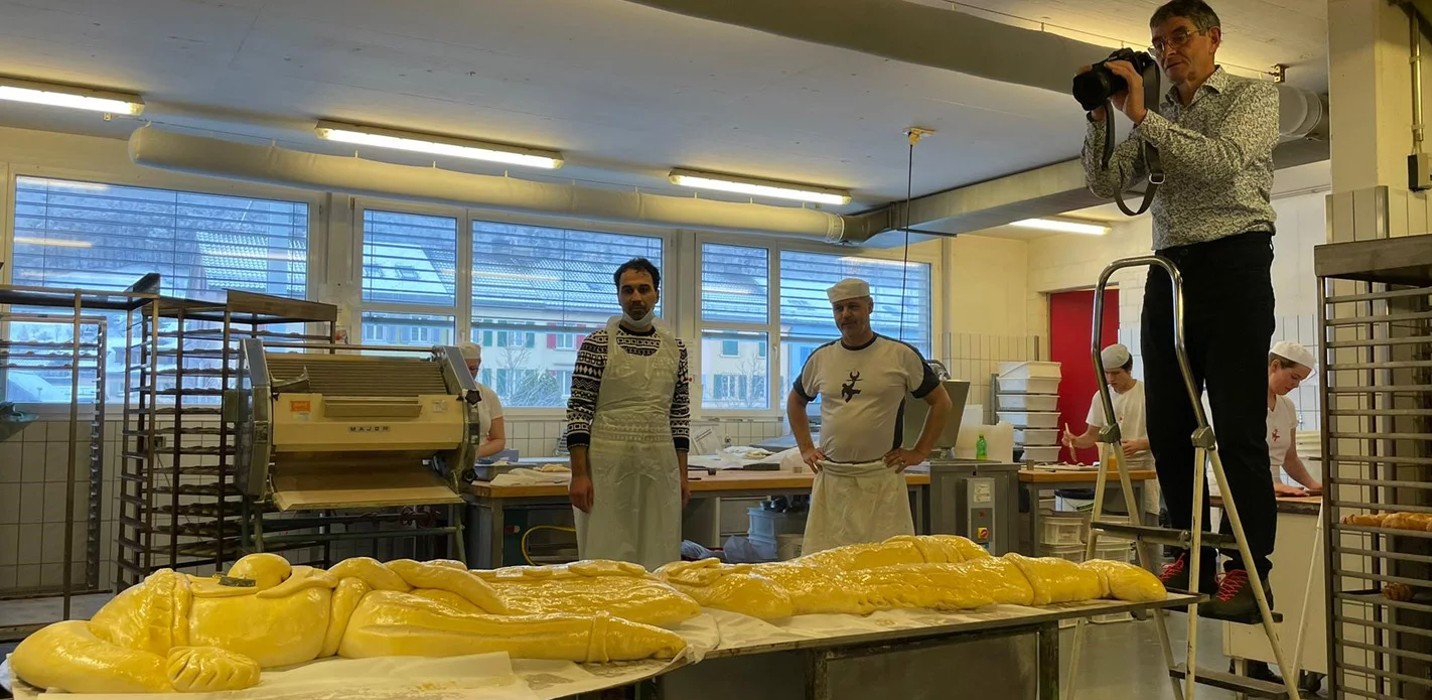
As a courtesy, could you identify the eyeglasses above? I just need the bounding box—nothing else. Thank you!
[1149,27,1207,56]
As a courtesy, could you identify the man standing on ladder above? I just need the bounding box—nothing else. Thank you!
[1079,0,1281,618]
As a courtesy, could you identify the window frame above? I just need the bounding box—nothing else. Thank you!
[353,199,465,347]
[1,165,325,416]
[692,230,942,418]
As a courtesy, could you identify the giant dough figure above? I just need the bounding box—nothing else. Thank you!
[11,554,689,694]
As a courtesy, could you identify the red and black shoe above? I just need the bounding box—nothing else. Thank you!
[1201,569,1275,621]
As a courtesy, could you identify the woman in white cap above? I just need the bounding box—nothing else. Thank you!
[458,342,507,460]
[1265,340,1320,496]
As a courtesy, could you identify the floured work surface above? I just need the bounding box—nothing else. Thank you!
[271,464,462,511]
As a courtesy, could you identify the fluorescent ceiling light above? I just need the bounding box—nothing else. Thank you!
[0,77,143,116]
[1011,218,1109,236]
[669,169,851,206]
[14,237,93,248]
[315,120,563,170]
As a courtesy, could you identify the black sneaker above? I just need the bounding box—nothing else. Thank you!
[1202,569,1275,621]
[1229,660,1284,685]
[1158,552,1190,591]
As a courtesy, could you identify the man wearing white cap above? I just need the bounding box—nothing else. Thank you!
[458,342,508,460]
[1063,343,1152,469]
[1265,340,1320,495]
[787,277,952,554]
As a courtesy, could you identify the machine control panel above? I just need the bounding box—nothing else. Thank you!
[966,476,995,548]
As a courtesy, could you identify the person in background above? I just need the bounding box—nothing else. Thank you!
[1265,340,1321,495]
[788,278,952,554]
[1078,0,1281,617]
[458,342,507,460]
[564,257,691,570]
[1063,343,1152,468]
[1062,343,1158,520]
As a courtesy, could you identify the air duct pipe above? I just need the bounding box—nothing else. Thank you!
[127,127,882,241]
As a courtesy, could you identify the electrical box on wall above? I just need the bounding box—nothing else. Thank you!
[1409,152,1432,191]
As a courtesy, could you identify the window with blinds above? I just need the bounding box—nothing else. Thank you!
[778,251,932,394]
[699,243,770,410]
[5,176,309,404]
[358,209,459,350]
[472,220,663,408]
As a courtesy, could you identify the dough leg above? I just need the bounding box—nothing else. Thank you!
[338,590,685,662]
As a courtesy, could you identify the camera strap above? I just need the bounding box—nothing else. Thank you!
[1100,63,1164,216]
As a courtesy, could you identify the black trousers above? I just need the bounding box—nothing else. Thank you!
[1141,231,1277,575]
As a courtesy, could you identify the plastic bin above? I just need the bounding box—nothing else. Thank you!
[1092,542,1135,563]
[997,377,1060,395]
[1021,445,1062,464]
[997,394,1059,411]
[748,507,806,542]
[998,411,1061,429]
[1038,543,1086,563]
[997,361,1062,380]
[1039,514,1087,546]
[1015,428,1061,446]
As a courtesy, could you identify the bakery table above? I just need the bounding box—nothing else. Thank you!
[1018,467,1159,556]
[465,468,931,568]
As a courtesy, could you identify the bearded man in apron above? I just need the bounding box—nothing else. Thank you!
[564,257,691,570]
[787,278,952,554]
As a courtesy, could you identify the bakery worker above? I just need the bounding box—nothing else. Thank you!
[1265,340,1321,496]
[1062,343,1158,517]
[788,278,952,554]
[564,257,692,570]
[1063,343,1153,468]
[458,342,508,460]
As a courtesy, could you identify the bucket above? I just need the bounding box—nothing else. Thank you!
[777,534,804,561]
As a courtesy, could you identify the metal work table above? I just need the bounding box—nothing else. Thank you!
[657,593,1201,700]
[1018,467,1158,554]
[465,469,931,568]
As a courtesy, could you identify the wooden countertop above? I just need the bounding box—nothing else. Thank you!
[1212,494,1322,516]
[1018,468,1158,483]
[470,468,931,499]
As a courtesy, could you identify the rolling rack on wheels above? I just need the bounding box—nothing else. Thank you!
[1064,255,1303,700]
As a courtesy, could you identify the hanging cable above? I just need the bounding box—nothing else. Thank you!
[898,128,933,344]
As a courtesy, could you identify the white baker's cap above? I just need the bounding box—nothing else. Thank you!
[458,342,482,361]
[1101,343,1131,369]
[827,278,871,303]
[1271,340,1316,369]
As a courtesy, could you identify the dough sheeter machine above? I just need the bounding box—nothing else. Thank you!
[232,340,483,559]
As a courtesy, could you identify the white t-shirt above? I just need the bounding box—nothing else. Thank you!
[475,382,505,442]
[1267,394,1298,482]
[1084,381,1153,470]
[795,335,939,463]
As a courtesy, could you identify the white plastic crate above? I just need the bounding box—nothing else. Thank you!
[1021,445,1062,464]
[748,507,806,542]
[997,361,1062,380]
[1092,542,1135,563]
[998,411,1060,429]
[1039,514,1087,546]
[997,377,1060,395]
[997,393,1059,411]
[1015,428,1061,446]
[1038,543,1086,563]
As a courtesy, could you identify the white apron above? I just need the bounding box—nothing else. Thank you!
[573,317,682,570]
[802,459,915,555]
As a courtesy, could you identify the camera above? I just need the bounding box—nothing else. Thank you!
[1073,48,1158,112]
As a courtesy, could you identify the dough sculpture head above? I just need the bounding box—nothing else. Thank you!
[12,554,692,694]
[656,535,1167,619]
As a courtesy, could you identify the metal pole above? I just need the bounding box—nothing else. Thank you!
[63,293,80,620]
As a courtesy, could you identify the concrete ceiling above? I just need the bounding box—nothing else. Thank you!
[0,0,1328,215]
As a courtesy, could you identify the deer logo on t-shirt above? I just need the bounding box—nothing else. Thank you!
[1271,428,1281,443]
[841,371,863,402]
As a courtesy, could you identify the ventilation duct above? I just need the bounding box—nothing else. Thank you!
[127,127,881,241]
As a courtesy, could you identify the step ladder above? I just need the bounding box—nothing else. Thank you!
[1063,255,1302,700]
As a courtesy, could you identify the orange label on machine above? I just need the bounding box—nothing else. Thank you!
[976,527,990,541]
[290,400,311,412]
